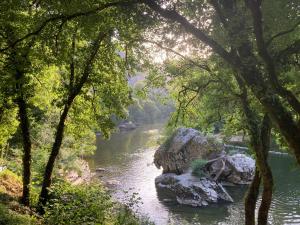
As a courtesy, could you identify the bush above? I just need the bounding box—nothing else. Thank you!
[0,204,38,225]
[191,159,208,177]
[43,182,154,225]
[113,205,154,225]
[0,169,22,199]
[44,183,113,225]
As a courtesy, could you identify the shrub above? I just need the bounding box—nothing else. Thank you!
[44,183,113,225]
[0,204,38,225]
[191,159,208,177]
[0,169,22,198]
[43,182,154,225]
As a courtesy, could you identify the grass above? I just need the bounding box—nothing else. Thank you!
[0,169,41,225]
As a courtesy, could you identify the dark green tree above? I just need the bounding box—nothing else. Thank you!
[141,0,300,164]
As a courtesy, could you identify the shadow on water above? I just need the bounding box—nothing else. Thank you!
[89,124,300,225]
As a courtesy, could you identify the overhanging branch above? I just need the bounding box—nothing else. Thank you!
[0,1,134,52]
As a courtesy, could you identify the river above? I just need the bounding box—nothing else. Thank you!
[88,123,300,225]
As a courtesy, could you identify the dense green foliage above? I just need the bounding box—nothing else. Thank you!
[0,169,153,225]
[44,183,152,225]
[0,0,299,224]
[0,204,38,225]
[138,1,299,225]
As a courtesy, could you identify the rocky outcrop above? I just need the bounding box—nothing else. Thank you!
[63,160,94,185]
[155,171,233,207]
[204,154,255,185]
[154,128,256,207]
[154,128,224,174]
[155,153,255,207]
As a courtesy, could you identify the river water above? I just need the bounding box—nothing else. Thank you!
[88,124,300,225]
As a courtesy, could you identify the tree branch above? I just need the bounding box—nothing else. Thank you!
[142,0,234,64]
[140,38,211,71]
[266,20,300,47]
[0,1,134,52]
[245,0,300,114]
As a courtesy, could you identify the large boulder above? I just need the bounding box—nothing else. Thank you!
[154,128,224,174]
[204,154,255,185]
[155,171,233,207]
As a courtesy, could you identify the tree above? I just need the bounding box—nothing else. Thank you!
[36,2,151,208]
[163,56,273,224]
[0,0,39,205]
[141,0,300,164]
[0,0,150,207]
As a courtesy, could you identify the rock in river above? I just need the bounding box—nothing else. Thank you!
[155,171,233,207]
[154,128,224,174]
[118,121,137,131]
[204,154,255,185]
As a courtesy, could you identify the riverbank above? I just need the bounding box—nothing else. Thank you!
[0,164,154,225]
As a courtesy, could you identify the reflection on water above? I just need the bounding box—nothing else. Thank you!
[89,124,300,225]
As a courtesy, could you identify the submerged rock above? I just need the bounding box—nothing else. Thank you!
[204,154,255,185]
[154,128,224,174]
[118,121,137,131]
[95,167,107,172]
[155,171,233,207]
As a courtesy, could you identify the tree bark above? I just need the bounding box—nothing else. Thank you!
[258,164,273,225]
[38,98,73,208]
[17,94,32,207]
[236,76,273,225]
[245,166,261,225]
[245,0,300,115]
[257,114,273,225]
[6,26,33,207]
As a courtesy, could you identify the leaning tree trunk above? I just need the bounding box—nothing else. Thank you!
[38,31,105,210]
[38,100,72,208]
[16,94,32,207]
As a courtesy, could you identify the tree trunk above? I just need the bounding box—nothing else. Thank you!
[245,166,261,225]
[258,167,273,225]
[257,114,273,225]
[236,50,300,166]
[38,31,106,211]
[6,26,33,207]
[236,76,273,225]
[38,100,72,208]
[245,0,300,115]
[16,95,32,206]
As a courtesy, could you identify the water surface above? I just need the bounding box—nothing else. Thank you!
[89,124,300,225]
